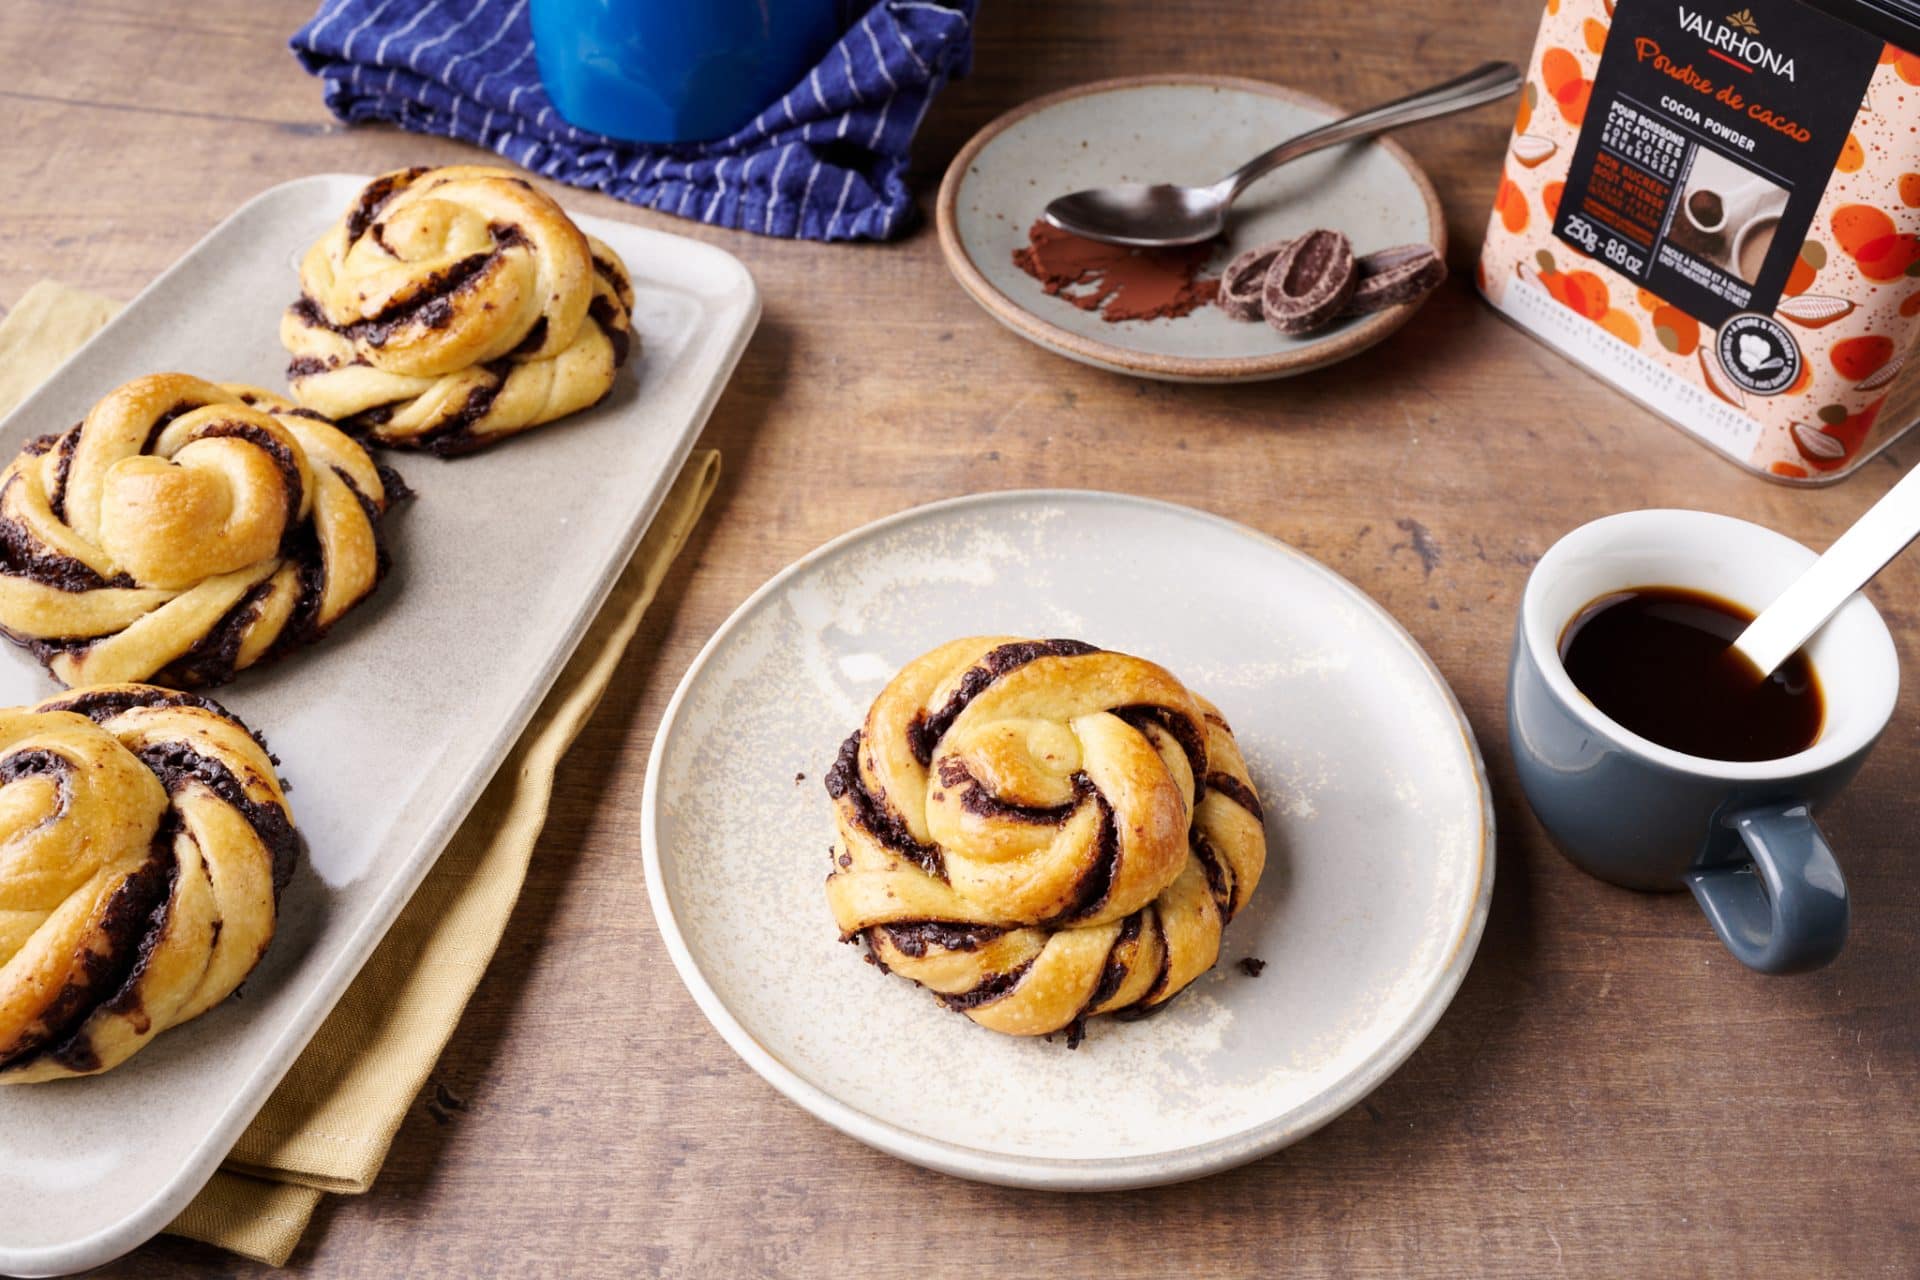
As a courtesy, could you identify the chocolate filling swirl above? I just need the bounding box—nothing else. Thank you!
[824,731,945,879]
[907,639,1101,766]
[0,847,173,1074]
[874,921,1009,957]
[939,961,1035,1011]
[342,166,429,243]
[1205,770,1264,824]
[935,756,1089,824]
[37,686,302,896]
[0,496,130,592]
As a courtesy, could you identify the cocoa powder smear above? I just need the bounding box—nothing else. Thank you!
[1012,219,1218,322]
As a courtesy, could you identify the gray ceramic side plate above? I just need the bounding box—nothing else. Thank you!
[643,491,1494,1189]
[0,175,758,1277]
[937,77,1447,383]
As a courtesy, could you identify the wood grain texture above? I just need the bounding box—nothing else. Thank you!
[2,0,1915,1274]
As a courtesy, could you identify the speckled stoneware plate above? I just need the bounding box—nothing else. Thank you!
[0,175,757,1277]
[936,76,1447,383]
[644,491,1493,1189]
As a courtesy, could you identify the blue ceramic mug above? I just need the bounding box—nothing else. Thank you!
[530,0,849,144]
[1510,509,1898,973]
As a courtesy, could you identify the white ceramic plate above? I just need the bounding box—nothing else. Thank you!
[0,175,757,1276]
[644,491,1493,1189]
[937,77,1446,383]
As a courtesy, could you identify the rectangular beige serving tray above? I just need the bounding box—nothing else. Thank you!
[0,174,758,1277]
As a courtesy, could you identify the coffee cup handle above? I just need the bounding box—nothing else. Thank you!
[1682,801,1848,974]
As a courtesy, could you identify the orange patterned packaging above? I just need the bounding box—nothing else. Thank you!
[1479,0,1920,482]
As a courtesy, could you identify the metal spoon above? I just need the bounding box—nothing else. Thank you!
[1733,463,1920,678]
[1043,62,1524,248]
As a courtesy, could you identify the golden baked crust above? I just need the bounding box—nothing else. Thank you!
[281,165,636,455]
[825,638,1266,1042]
[0,684,299,1084]
[0,374,400,689]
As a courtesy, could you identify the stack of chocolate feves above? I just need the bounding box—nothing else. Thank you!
[1219,231,1446,334]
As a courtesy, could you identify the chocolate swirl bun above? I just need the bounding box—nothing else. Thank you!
[0,684,299,1083]
[281,165,636,455]
[0,373,401,689]
[825,638,1265,1043]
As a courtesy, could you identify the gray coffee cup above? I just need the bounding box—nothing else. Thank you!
[1510,509,1898,973]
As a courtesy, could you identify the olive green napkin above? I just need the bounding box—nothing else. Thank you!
[0,280,721,1266]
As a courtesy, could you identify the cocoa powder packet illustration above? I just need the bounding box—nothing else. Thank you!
[1478,0,1920,481]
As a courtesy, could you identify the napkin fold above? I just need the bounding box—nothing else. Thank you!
[0,280,721,1266]
[291,0,977,241]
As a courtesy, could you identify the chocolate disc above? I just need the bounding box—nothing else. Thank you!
[1341,243,1447,315]
[1218,239,1291,321]
[1261,229,1357,335]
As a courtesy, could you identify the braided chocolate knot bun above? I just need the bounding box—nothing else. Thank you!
[825,638,1266,1042]
[281,165,636,455]
[0,684,299,1083]
[0,374,401,689]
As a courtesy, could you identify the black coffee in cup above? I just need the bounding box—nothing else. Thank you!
[1559,586,1822,762]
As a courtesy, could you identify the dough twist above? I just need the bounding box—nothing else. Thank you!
[281,165,636,455]
[0,684,299,1083]
[0,374,400,689]
[825,638,1265,1042]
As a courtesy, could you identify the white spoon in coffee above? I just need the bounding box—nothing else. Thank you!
[1734,463,1920,677]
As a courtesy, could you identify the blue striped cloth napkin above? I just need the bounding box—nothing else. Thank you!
[291,0,977,241]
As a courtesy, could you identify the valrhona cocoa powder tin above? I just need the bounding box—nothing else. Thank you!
[1479,0,1920,482]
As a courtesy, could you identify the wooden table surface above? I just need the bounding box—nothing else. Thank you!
[4,1,1916,1275]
